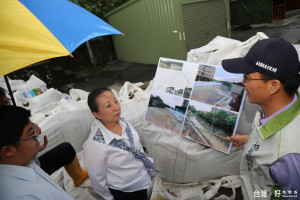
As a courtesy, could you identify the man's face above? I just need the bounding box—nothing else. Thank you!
[0,95,9,106]
[242,72,270,105]
[15,122,41,166]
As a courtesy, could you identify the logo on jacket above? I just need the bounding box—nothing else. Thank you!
[246,141,260,170]
[253,142,260,151]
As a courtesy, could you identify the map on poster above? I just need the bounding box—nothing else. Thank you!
[145,57,246,154]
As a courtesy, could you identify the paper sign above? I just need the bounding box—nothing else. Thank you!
[145,57,246,154]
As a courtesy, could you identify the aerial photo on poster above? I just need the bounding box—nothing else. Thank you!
[191,64,244,112]
[181,100,238,154]
[145,57,245,154]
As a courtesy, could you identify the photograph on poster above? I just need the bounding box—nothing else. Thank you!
[152,59,198,98]
[159,59,183,71]
[191,64,244,112]
[145,57,245,154]
[145,91,188,134]
[181,100,238,153]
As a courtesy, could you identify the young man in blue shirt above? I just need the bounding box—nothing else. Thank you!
[0,106,75,200]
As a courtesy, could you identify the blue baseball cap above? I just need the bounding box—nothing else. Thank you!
[222,38,299,80]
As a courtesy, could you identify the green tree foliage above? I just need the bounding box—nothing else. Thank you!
[149,95,170,109]
[70,0,130,21]
[190,108,237,135]
[189,105,197,114]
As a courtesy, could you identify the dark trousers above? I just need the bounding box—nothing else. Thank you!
[39,142,76,175]
[109,188,147,200]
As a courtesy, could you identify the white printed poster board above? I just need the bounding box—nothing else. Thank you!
[145,57,246,154]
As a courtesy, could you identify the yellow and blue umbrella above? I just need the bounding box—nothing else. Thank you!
[0,0,122,77]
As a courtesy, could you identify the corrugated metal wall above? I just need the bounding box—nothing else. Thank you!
[230,0,272,25]
[107,0,230,65]
[182,0,229,52]
[107,0,186,64]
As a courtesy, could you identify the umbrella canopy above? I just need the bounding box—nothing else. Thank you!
[0,0,122,76]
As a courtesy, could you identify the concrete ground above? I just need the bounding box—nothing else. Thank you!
[72,60,157,92]
[72,9,300,92]
[231,9,300,44]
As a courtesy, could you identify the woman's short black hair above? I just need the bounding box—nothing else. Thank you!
[0,106,31,148]
[87,87,112,113]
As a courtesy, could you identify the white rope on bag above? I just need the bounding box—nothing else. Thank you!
[160,179,221,200]
[220,175,241,200]
[158,175,241,200]
[154,176,205,200]
[202,179,222,200]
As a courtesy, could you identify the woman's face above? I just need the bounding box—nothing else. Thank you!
[93,91,121,124]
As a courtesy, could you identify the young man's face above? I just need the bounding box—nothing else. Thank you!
[14,122,41,166]
[242,72,270,105]
[0,95,9,106]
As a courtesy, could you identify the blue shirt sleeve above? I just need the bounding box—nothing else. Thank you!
[269,153,300,197]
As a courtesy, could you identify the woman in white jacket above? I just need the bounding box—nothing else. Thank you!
[84,87,157,200]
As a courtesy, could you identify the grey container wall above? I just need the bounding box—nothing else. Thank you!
[106,0,231,65]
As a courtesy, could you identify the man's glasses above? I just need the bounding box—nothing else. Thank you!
[19,123,39,142]
[243,74,268,83]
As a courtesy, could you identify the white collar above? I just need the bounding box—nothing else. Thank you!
[92,119,128,145]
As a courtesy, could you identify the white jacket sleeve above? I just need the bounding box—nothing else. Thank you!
[84,140,114,200]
